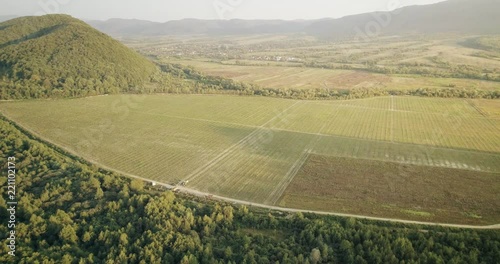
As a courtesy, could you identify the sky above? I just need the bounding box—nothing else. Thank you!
[0,0,447,22]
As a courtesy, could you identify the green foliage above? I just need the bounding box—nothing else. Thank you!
[0,15,157,99]
[129,179,144,192]
[0,114,500,263]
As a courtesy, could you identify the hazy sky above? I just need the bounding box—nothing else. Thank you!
[1,0,446,22]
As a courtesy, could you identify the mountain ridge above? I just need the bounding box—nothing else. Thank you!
[81,0,500,38]
[87,18,316,36]
[308,0,500,39]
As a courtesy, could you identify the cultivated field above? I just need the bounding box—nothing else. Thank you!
[169,59,500,91]
[278,155,500,225]
[1,94,499,224]
[129,34,500,91]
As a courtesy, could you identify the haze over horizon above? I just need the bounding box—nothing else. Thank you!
[1,0,447,22]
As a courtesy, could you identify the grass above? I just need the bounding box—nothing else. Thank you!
[0,94,499,223]
[278,155,500,225]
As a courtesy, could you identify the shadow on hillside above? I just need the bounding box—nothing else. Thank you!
[0,25,12,31]
[0,24,65,49]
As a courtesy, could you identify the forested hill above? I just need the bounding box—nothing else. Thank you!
[0,15,158,99]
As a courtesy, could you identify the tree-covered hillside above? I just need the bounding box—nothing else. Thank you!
[0,15,158,99]
[1,115,500,263]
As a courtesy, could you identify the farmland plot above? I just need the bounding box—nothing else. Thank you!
[278,155,500,225]
[189,130,317,204]
[0,95,295,184]
[313,136,500,172]
[1,94,499,223]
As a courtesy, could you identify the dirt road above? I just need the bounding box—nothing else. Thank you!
[173,186,500,230]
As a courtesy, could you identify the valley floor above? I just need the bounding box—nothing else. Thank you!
[1,94,499,225]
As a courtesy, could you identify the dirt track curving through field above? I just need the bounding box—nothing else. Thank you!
[3,113,500,230]
[173,185,500,230]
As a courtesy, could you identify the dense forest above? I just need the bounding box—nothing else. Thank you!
[1,115,500,263]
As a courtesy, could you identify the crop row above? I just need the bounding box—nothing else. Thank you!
[1,94,499,206]
[190,129,317,204]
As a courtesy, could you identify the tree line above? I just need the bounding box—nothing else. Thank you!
[159,63,500,100]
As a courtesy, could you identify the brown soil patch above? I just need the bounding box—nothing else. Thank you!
[279,154,500,225]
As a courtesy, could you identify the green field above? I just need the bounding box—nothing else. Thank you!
[1,94,499,223]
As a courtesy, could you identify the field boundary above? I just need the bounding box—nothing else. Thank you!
[182,101,302,183]
[264,149,311,205]
[264,103,341,205]
[174,185,500,230]
[465,99,489,117]
[2,112,500,229]
[464,99,500,134]
[308,151,499,173]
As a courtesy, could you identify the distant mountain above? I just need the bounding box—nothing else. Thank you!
[0,15,157,99]
[87,0,500,38]
[307,0,500,39]
[88,18,315,37]
[87,18,158,36]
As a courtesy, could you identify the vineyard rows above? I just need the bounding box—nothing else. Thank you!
[1,95,498,205]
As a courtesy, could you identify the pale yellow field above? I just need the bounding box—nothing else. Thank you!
[172,59,500,91]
